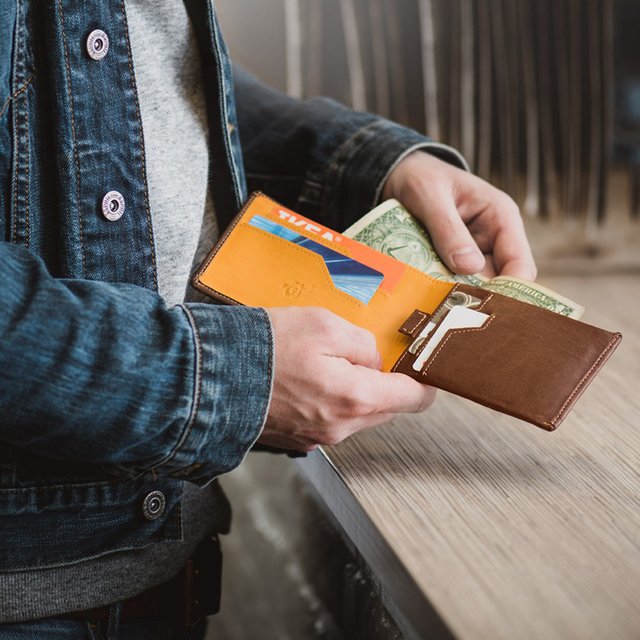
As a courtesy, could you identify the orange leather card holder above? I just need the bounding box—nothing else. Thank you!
[193,193,622,430]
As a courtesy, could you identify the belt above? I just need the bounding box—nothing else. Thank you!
[58,535,222,629]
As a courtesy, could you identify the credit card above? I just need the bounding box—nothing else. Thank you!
[248,215,384,304]
[266,206,406,293]
[412,305,490,371]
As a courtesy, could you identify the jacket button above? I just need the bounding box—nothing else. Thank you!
[101,191,125,221]
[142,491,166,521]
[86,29,110,61]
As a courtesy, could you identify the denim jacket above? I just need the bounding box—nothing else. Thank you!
[0,0,464,576]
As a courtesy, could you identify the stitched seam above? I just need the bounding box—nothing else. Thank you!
[194,193,452,308]
[119,0,159,290]
[193,281,240,305]
[0,72,34,120]
[57,0,86,277]
[10,96,19,244]
[548,333,621,426]
[206,6,243,206]
[402,310,428,335]
[391,347,413,373]
[10,95,30,247]
[0,473,175,494]
[153,305,203,471]
[475,292,494,311]
[421,315,495,375]
[24,100,29,246]
[201,224,368,307]
[9,1,23,244]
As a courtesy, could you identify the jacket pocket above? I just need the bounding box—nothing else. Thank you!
[0,475,183,572]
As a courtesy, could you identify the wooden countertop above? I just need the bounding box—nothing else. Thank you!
[297,274,640,640]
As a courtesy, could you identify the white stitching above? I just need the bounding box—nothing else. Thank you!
[420,315,495,376]
[548,333,622,426]
[402,310,428,335]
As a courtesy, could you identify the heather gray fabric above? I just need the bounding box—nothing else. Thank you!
[2,0,225,621]
[127,0,220,305]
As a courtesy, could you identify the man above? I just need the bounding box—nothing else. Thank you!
[0,0,535,638]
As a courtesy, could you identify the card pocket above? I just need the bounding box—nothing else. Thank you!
[193,196,456,370]
[393,285,622,430]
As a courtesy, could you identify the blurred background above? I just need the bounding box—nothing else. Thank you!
[208,2,640,638]
[217,0,640,274]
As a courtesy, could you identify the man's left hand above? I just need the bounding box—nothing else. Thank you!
[382,151,537,280]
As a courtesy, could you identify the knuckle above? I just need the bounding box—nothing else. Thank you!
[339,386,372,420]
[355,328,378,360]
[320,428,347,447]
[499,193,521,218]
[312,401,335,426]
[312,307,338,336]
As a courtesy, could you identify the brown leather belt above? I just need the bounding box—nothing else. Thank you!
[58,535,222,629]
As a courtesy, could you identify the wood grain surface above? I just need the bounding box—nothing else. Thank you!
[299,274,640,640]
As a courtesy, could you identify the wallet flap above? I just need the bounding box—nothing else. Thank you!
[393,285,623,430]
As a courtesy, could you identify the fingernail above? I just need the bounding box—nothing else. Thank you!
[451,247,484,272]
[376,352,383,370]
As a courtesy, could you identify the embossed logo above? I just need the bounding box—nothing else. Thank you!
[282,281,313,300]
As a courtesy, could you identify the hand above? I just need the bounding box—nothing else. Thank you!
[261,307,436,452]
[382,151,537,280]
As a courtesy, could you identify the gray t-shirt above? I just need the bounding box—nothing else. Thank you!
[1,0,227,621]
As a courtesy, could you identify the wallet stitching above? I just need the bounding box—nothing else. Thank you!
[195,192,457,305]
[420,315,496,376]
[392,289,460,373]
[392,292,495,374]
[475,292,494,311]
[230,224,369,307]
[402,310,429,335]
[193,282,240,305]
[546,332,622,427]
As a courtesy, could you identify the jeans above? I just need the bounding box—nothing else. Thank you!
[0,605,207,640]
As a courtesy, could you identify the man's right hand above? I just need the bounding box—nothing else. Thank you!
[260,307,436,452]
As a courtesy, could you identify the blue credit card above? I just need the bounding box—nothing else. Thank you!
[248,215,384,304]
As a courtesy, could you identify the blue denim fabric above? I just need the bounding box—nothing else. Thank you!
[0,0,465,602]
[0,604,206,639]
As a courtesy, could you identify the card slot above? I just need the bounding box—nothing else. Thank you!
[394,299,621,430]
[393,313,495,375]
[194,195,457,371]
[244,223,371,307]
[418,315,496,374]
[199,222,371,309]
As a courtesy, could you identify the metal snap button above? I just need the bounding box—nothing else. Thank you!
[142,491,166,521]
[101,191,125,221]
[86,29,110,61]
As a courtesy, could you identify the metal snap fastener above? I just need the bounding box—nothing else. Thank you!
[86,29,110,61]
[142,491,166,521]
[101,191,125,221]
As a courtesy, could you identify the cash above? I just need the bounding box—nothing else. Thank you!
[343,200,585,319]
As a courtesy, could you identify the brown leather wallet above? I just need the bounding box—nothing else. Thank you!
[193,193,622,431]
[392,284,621,430]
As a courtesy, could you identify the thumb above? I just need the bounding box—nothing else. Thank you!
[327,317,381,370]
[415,190,485,274]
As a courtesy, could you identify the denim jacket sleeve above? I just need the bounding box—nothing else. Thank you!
[0,242,273,485]
[234,66,469,231]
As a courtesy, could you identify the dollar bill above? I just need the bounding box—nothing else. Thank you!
[343,199,585,319]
